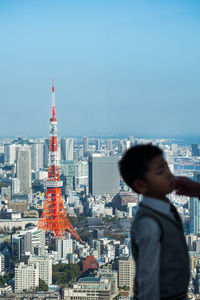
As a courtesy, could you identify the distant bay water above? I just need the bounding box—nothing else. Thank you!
[158,136,200,146]
[104,135,200,146]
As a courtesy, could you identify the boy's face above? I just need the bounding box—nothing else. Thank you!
[141,155,174,199]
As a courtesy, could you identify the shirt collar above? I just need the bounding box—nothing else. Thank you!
[141,195,171,217]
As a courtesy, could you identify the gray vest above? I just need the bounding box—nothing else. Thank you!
[131,203,190,300]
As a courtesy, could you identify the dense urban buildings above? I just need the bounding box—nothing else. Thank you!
[1,134,200,299]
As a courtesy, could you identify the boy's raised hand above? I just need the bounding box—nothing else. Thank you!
[174,176,200,197]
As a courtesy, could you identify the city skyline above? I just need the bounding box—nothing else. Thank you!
[1,1,200,137]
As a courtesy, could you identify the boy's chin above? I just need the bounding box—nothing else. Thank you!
[167,186,175,194]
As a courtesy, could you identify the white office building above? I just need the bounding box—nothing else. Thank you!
[15,262,39,292]
[56,238,73,260]
[29,255,52,285]
[4,144,16,164]
[31,142,44,171]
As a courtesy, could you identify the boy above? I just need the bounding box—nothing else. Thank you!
[119,144,189,300]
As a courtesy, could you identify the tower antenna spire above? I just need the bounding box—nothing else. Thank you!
[52,78,55,118]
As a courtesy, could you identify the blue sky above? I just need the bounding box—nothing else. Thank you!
[0,0,200,137]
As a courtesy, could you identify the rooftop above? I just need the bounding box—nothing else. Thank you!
[78,277,100,283]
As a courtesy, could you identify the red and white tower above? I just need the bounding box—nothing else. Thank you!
[37,80,82,242]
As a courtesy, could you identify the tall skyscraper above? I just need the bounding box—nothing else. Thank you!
[76,160,88,186]
[106,139,112,152]
[190,197,200,234]
[44,139,50,168]
[31,142,44,171]
[4,143,16,164]
[61,138,73,161]
[83,136,89,156]
[60,161,76,192]
[126,140,131,150]
[128,136,134,147]
[16,145,32,194]
[96,139,101,151]
[89,154,120,195]
[56,237,73,260]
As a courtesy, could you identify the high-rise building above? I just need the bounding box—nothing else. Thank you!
[190,197,200,234]
[16,145,32,194]
[92,240,101,259]
[4,144,16,164]
[29,255,52,285]
[128,136,134,147]
[56,238,73,260]
[23,232,32,254]
[44,139,49,168]
[61,138,73,161]
[118,256,135,296]
[76,160,88,186]
[83,136,89,156]
[31,142,44,171]
[89,154,120,195]
[12,228,45,261]
[15,262,39,292]
[60,161,76,192]
[126,140,131,150]
[106,139,112,152]
[96,139,101,151]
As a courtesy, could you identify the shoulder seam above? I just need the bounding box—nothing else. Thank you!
[133,213,164,242]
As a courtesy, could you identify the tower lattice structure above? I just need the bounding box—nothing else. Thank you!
[37,81,82,242]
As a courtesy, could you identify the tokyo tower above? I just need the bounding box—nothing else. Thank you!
[37,80,82,242]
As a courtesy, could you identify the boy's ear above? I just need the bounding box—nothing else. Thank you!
[133,179,147,194]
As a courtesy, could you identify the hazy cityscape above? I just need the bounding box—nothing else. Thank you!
[0,117,199,299]
[1,0,200,299]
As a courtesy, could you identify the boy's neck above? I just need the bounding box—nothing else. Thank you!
[143,193,169,203]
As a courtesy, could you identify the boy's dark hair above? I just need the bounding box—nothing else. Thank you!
[119,144,163,193]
